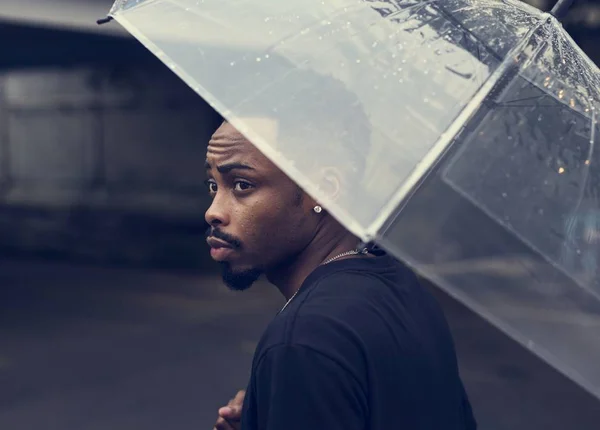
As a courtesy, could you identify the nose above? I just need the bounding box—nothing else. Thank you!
[205,193,230,227]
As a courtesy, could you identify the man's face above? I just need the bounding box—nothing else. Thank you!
[205,121,317,290]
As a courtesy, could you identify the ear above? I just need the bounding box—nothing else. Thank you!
[319,166,342,201]
[304,167,343,216]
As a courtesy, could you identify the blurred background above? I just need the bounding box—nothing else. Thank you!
[1,1,600,429]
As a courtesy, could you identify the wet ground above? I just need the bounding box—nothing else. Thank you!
[2,259,600,430]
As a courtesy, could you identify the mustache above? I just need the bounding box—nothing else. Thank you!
[205,227,242,249]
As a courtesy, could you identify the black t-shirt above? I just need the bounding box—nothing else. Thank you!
[241,254,476,430]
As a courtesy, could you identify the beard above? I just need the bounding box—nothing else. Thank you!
[220,262,263,291]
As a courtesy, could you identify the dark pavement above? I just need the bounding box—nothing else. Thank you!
[2,259,600,430]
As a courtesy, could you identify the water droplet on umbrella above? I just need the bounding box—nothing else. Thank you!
[502,192,508,198]
[230,61,236,66]
[256,57,261,62]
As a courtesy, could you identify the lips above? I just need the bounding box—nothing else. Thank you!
[206,237,235,261]
[206,237,233,249]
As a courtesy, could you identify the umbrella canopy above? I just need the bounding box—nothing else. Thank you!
[107,0,600,399]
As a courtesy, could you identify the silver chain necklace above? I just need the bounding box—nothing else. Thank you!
[279,247,368,313]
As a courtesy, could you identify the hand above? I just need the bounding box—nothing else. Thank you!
[214,390,245,430]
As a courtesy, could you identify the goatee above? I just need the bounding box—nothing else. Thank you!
[220,262,263,291]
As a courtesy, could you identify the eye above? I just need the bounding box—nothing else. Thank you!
[234,181,254,192]
[204,179,217,194]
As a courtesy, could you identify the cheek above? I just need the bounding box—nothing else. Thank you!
[231,199,277,243]
[242,195,306,245]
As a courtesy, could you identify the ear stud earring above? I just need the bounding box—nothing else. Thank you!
[313,205,323,214]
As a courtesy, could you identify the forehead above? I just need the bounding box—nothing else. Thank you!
[207,119,279,165]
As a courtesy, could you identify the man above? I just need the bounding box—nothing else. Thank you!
[206,124,476,429]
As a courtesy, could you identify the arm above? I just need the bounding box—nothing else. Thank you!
[253,344,367,430]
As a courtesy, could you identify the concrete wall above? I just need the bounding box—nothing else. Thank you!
[0,64,221,269]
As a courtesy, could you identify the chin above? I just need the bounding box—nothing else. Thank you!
[220,262,263,291]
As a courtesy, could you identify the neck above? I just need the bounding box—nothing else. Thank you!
[266,222,360,300]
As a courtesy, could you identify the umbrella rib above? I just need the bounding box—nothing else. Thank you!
[494,104,562,108]
[560,27,597,111]
[573,108,597,213]
[499,94,550,103]
[495,94,555,106]
[432,2,503,63]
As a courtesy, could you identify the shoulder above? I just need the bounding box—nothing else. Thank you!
[298,261,424,319]
[305,264,397,302]
[254,269,399,376]
[254,258,439,364]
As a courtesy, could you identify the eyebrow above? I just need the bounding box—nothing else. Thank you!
[205,161,255,174]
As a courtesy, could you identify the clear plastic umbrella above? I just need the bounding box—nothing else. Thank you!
[105,0,600,399]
